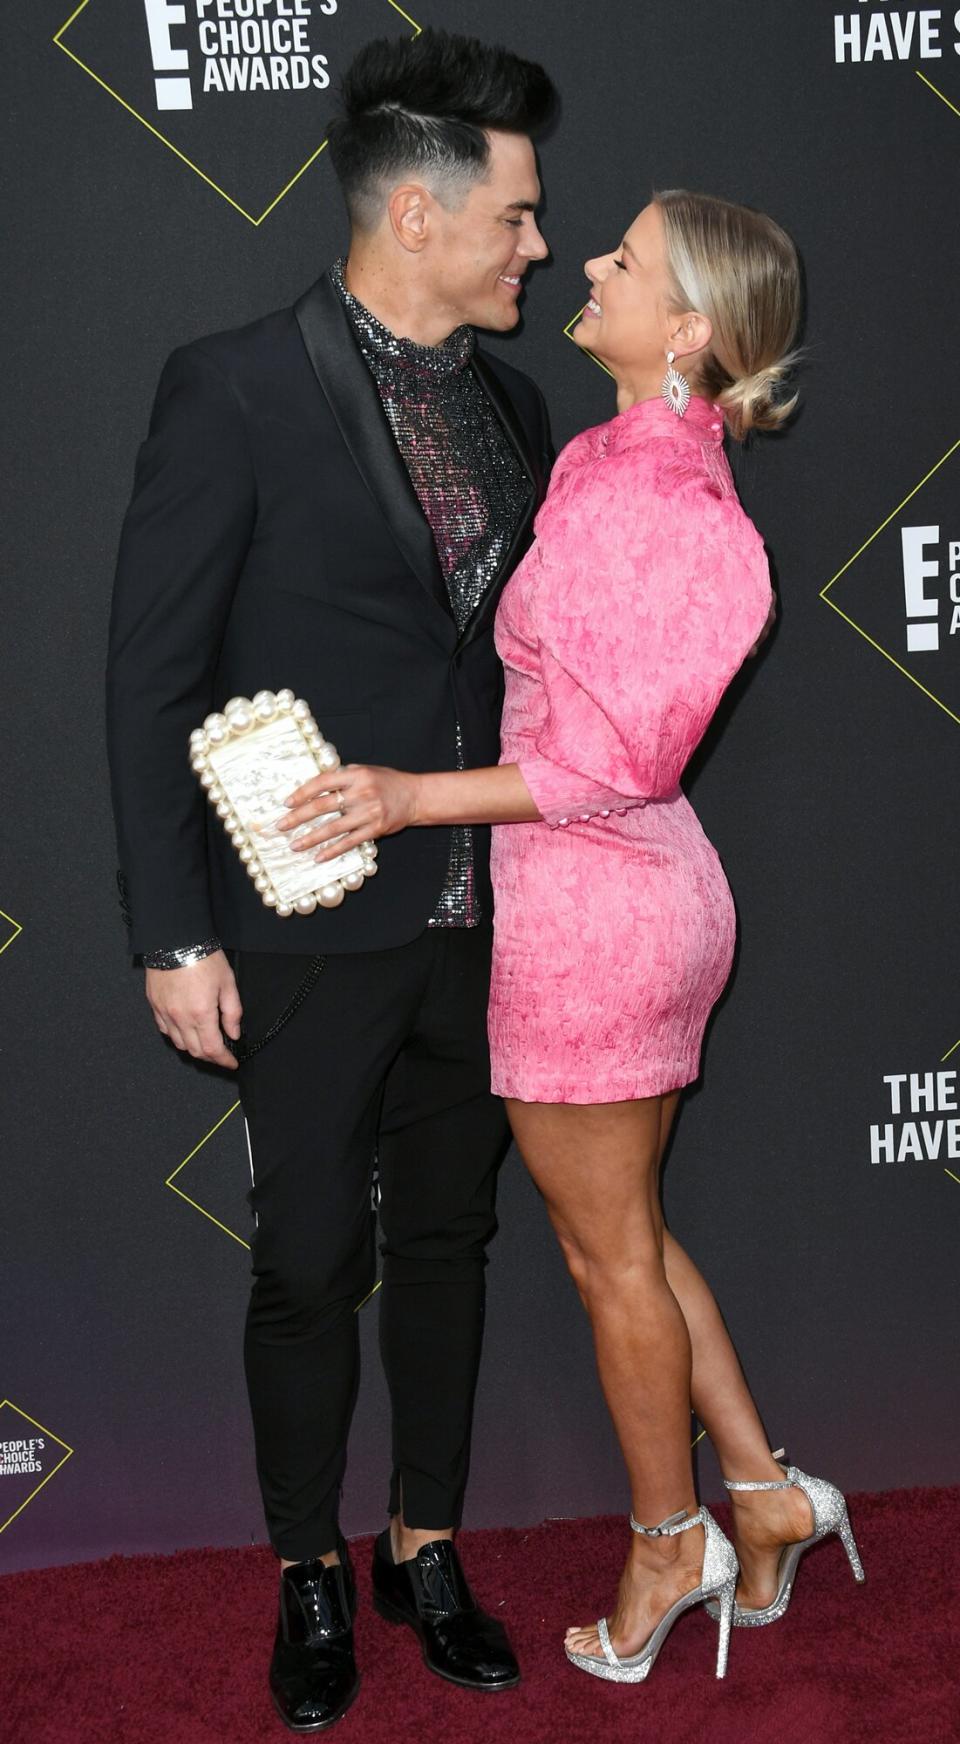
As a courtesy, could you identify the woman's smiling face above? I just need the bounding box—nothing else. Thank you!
[573,202,709,397]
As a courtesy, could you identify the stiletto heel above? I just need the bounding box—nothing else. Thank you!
[837,1504,865,1584]
[714,1575,736,1679]
[705,1449,866,1629]
[564,1504,739,1683]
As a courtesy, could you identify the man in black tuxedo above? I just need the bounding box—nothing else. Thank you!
[106,28,555,1733]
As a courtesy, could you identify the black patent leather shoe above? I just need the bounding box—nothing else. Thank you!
[269,1544,360,1732]
[370,1530,520,1691]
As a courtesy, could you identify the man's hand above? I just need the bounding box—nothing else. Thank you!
[146,950,243,1071]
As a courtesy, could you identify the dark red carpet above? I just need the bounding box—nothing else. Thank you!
[4,1489,958,1744]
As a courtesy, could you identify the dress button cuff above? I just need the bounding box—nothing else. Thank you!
[580,814,591,821]
[600,809,610,817]
[558,818,570,827]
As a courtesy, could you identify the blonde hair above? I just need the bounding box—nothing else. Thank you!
[654,189,802,441]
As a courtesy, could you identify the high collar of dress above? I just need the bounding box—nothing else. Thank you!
[330,257,474,382]
[585,393,726,460]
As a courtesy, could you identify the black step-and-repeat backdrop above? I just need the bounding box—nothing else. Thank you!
[3,2,958,1572]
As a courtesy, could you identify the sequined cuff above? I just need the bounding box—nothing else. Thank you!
[142,939,222,970]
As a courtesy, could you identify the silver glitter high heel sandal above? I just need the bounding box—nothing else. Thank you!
[706,1448,866,1628]
[564,1504,739,1683]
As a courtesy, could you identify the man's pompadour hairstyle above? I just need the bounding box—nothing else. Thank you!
[326,28,557,229]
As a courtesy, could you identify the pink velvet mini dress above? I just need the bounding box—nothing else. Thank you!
[487,394,773,1104]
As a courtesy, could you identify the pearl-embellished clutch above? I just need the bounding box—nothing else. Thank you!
[188,690,378,916]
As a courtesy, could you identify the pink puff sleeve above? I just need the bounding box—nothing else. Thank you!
[516,479,773,828]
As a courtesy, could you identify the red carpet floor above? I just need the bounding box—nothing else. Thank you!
[3,1488,958,1744]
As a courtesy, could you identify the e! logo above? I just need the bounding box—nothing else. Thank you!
[901,526,960,653]
[143,0,192,111]
[901,525,940,652]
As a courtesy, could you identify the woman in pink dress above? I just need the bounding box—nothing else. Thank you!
[284,190,864,1686]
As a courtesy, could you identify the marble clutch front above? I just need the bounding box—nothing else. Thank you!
[188,690,378,916]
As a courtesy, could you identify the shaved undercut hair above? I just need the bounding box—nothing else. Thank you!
[326,28,557,231]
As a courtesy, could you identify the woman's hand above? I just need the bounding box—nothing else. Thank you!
[267,764,421,862]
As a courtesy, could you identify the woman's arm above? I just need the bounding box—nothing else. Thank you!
[269,761,541,865]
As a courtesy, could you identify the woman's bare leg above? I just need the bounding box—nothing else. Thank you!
[506,1093,703,1659]
[655,1097,814,1607]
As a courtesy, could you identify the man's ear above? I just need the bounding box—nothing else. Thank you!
[668,310,713,363]
[387,183,434,254]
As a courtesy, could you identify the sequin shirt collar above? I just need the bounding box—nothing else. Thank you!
[330,257,475,380]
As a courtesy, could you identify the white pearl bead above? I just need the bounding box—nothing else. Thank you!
[254,872,270,893]
[204,711,228,735]
[191,753,208,772]
[360,860,378,877]
[239,845,254,863]
[342,871,364,892]
[263,891,278,907]
[226,706,253,734]
[319,883,345,908]
[223,696,250,715]
[292,699,310,719]
[207,725,228,746]
[246,860,261,879]
[189,729,207,746]
[252,690,278,719]
[223,813,239,832]
[276,902,294,917]
[215,799,232,818]
[317,744,340,772]
[200,770,217,789]
[295,894,318,915]
[362,841,378,858]
[276,689,295,711]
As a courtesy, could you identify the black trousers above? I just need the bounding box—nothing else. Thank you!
[233,927,509,1561]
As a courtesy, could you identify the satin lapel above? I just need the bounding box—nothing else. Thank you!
[457,350,540,652]
[294,276,450,620]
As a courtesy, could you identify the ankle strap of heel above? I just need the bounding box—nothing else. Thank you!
[629,1505,704,1538]
[723,1448,793,1493]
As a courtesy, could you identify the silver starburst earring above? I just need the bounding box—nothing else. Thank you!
[660,351,690,418]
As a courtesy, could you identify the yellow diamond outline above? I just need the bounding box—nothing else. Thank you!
[820,435,960,730]
[167,1101,381,1307]
[0,1400,75,1536]
[917,69,960,122]
[563,306,615,379]
[53,0,422,227]
[166,1099,250,1249]
[0,907,22,958]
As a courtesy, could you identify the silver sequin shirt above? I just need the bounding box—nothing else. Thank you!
[331,258,531,927]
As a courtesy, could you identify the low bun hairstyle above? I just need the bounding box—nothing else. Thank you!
[654,189,803,441]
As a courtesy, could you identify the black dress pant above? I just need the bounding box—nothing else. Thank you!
[233,926,509,1561]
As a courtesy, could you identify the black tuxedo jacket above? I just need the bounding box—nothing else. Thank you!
[106,275,551,956]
